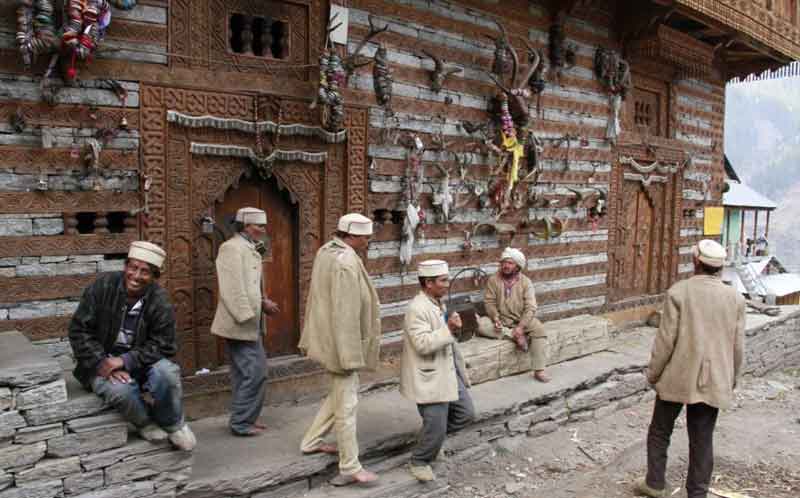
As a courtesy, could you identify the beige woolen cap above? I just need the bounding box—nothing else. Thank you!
[418,259,449,277]
[501,247,526,270]
[338,213,373,236]
[235,207,267,225]
[128,241,167,269]
[693,239,726,267]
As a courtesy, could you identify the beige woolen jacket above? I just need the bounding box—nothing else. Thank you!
[648,274,746,409]
[400,291,471,404]
[298,237,381,374]
[211,234,264,341]
[484,273,543,336]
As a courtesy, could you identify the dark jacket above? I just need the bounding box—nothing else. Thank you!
[68,272,177,386]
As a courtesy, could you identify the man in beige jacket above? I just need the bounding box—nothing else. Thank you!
[298,213,382,487]
[211,207,279,437]
[636,239,745,498]
[477,247,550,382]
[401,259,475,482]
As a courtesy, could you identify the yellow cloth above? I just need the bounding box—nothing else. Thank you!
[501,133,524,188]
[704,206,724,235]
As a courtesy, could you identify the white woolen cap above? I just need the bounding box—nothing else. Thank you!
[693,239,726,268]
[501,247,526,270]
[337,213,373,236]
[418,259,449,277]
[128,241,167,269]
[235,207,267,225]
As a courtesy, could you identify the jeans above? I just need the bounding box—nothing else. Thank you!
[646,397,719,498]
[91,358,184,433]
[226,338,267,434]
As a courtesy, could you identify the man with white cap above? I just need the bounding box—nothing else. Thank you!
[298,213,382,487]
[212,207,279,437]
[69,241,196,451]
[401,259,475,482]
[477,247,550,382]
[635,239,745,498]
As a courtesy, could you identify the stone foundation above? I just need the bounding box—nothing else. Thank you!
[0,331,192,498]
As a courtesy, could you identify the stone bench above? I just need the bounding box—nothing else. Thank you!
[460,314,611,385]
[0,330,192,498]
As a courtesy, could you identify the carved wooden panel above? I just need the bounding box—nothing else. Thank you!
[141,83,368,372]
[0,192,139,214]
[0,234,135,258]
[1,274,105,303]
[607,149,682,303]
[0,146,138,173]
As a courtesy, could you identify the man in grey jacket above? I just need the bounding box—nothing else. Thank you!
[636,239,745,498]
[211,207,279,436]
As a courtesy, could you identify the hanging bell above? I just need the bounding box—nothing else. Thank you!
[119,115,128,130]
[200,215,215,234]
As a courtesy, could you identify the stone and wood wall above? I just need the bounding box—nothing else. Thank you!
[0,0,729,397]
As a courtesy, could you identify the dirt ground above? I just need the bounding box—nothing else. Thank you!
[440,369,800,498]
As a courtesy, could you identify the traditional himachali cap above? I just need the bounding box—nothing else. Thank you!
[693,239,726,268]
[501,247,526,270]
[128,241,167,269]
[235,207,267,225]
[338,213,373,236]
[418,259,449,277]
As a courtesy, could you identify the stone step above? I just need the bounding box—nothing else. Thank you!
[176,327,653,498]
[0,331,62,389]
[293,464,449,498]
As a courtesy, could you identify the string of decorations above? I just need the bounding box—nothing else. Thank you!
[166,111,347,144]
[189,143,328,171]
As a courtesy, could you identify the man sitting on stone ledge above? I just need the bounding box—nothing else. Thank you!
[68,241,196,451]
[476,247,550,383]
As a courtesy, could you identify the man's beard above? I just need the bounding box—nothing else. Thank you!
[501,267,519,279]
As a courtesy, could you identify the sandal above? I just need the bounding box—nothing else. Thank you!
[231,426,265,437]
[329,470,379,487]
[302,443,338,455]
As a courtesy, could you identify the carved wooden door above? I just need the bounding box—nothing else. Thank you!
[608,154,681,302]
[216,177,300,358]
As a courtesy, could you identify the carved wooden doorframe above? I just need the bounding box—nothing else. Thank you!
[139,84,368,373]
[607,148,683,303]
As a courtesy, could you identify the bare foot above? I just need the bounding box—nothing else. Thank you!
[302,443,338,455]
[533,370,551,383]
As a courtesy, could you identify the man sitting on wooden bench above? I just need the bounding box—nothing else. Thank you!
[476,247,550,383]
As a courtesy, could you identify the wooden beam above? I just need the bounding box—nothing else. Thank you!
[0,192,139,214]
[0,234,136,258]
[0,274,104,303]
[0,316,71,342]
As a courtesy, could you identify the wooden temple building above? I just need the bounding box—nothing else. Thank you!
[1,0,798,410]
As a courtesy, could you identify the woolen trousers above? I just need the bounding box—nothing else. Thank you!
[411,374,475,466]
[646,397,719,498]
[227,337,267,434]
[300,371,362,475]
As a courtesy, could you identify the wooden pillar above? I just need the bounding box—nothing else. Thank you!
[724,208,732,247]
[740,209,746,244]
[753,210,759,241]
[765,210,771,239]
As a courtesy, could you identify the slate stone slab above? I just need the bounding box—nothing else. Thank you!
[15,456,81,485]
[0,332,62,388]
[0,388,12,411]
[14,423,64,444]
[0,472,10,492]
[66,412,128,433]
[81,438,170,471]
[0,480,62,498]
[16,380,68,410]
[47,424,128,458]
[23,394,107,426]
[64,469,104,495]
[0,411,27,439]
[105,449,193,485]
[0,441,46,471]
[69,481,155,498]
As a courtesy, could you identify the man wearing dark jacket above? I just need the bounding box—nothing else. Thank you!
[69,241,196,451]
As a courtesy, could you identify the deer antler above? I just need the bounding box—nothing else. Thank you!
[343,15,389,81]
[518,41,541,89]
[421,49,462,93]
[499,21,518,86]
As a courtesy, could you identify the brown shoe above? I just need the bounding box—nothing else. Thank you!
[633,478,665,498]
[533,370,551,383]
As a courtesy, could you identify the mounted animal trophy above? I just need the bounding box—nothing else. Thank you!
[342,15,389,83]
[421,49,462,93]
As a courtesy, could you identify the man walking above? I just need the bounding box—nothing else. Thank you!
[635,239,745,498]
[69,241,196,450]
[212,207,279,436]
[298,213,382,487]
[477,247,550,382]
[401,259,475,482]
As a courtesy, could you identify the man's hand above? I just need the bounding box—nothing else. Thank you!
[494,320,503,332]
[447,312,462,332]
[513,325,524,337]
[97,356,124,378]
[262,298,280,315]
[109,370,131,384]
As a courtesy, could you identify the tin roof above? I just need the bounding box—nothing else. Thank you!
[723,182,778,210]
